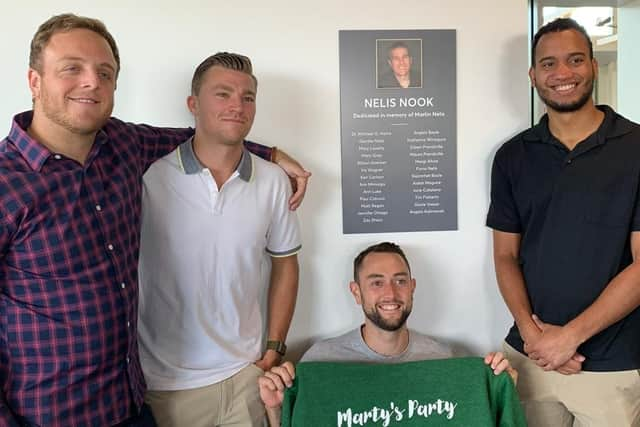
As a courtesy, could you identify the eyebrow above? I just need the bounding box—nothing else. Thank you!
[212,83,256,96]
[537,51,587,63]
[365,272,410,280]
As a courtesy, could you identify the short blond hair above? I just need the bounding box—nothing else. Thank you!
[30,13,120,75]
[191,52,257,95]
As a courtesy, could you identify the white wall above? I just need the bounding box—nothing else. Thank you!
[0,1,530,358]
[618,0,640,122]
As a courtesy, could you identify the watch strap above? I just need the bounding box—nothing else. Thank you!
[266,340,287,356]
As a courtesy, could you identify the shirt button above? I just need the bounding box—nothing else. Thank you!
[121,282,126,289]
[107,244,114,251]
[53,154,62,160]
[96,204,102,211]
[566,159,572,164]
[127,321,131,328]
[126,357,130,364]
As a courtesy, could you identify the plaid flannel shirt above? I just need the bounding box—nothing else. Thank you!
[0,111,270,426]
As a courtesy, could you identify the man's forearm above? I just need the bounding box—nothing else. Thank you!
[492,231,538,341]
[266,255,299,342]
[494,255,535,335]
[567,258,640,345]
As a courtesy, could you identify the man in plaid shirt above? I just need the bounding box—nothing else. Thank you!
[0,13,309,427]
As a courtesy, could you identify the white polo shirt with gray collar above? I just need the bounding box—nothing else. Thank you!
[137,138,301,391]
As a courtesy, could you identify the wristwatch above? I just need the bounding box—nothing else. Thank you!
[266,340,287,356]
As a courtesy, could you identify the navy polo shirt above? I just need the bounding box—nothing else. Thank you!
[487,105,640,371]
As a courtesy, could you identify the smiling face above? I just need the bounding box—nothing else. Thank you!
[388,46,412,79]
[188,66,256,146]
[529,29,597,113]
[350,251,416,332]
[29,28,117,137]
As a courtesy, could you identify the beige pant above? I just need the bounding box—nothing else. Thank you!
[145,364,265,427]
[503,342,640,427]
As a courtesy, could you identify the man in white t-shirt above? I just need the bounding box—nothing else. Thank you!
[137,52,301,427]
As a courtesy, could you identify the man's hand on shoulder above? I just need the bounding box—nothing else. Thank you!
[258,361,296,409]
[272,148,311,211]
[484,351,518,384]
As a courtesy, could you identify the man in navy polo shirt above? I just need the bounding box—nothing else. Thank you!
[487,18,640,426]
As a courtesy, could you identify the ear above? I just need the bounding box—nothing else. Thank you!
[591,57,599,80]
[28,68,42,101]
[410,278,416,294]
[528,66,536,88]
[349,281,363,306]
[187,95,198,115]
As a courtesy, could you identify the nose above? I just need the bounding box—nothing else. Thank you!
[81,70,101,89]
[380,281,398,299]
[228,93,244,113]
[554,61,573,79]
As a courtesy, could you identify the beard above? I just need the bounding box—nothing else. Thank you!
[537,77,594,113]
[41,105,106,135]
[363,303,412,332]
[39,85,111,136]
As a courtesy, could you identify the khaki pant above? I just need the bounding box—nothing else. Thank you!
[145,364,265,427]
[503,342,640,427]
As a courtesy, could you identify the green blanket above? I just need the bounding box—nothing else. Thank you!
[281,357,526,426]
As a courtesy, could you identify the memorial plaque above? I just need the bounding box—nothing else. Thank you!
[340,30,457,233]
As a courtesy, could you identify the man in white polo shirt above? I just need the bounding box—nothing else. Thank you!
[137,52,301,427]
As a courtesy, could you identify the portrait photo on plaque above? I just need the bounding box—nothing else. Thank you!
[376,39,423,89]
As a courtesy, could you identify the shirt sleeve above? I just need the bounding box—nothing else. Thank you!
[244,140,273,162]
[0,178,16,263]
[0,397,20,426]
[486,147,522,233]
[0,219,9,263]
[266,168,301,257]
[630,175,640,232]
[0,179,19,426]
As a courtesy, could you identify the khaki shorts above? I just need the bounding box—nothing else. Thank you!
[145,364,265,427]
[503,342,640,427]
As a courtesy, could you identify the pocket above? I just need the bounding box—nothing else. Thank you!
[582,191,631,228]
